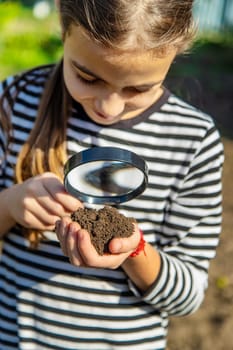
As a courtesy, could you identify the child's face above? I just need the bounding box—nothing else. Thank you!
[63,25,176,125]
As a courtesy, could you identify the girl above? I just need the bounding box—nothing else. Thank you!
[0,1,224,349]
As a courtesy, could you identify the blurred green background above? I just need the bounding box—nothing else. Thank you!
[0,1,232,80]
[0,1,62,79]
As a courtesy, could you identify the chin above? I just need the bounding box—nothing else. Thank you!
[92,116,120,126]
[84,108,120,125]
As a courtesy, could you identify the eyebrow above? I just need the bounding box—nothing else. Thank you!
[71,60,163,88]
[72,60,101,79]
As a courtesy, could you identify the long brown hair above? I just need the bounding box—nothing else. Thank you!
[0,0,195,246]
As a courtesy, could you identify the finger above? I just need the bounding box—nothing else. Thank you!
[66,223,86,266]
[21,210,57,231]
[31,183,81,218]
[24,178,68,222]
[42,174,83,212]
[36,194,68,217]
[108,226,141,254]
[76,229,101,265]
[77,229,128,269]
[24,198,61,227]
[55,217,72,256]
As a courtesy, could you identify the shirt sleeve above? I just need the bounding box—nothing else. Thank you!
[132,123,224,316]
[0,76,14,189]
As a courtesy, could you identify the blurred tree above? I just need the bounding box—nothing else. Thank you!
[0,1,62,79]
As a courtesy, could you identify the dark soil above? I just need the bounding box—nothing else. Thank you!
[71,206,134,255]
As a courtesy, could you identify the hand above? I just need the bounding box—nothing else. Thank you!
[55,216,141,269]
[6,172,83,231]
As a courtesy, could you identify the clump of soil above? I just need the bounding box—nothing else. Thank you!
[71,206,135,255]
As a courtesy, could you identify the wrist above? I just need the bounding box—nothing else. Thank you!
[129,229,146,258]
[122,241,161,292]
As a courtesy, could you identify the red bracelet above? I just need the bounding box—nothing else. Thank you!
[130,230,146,258]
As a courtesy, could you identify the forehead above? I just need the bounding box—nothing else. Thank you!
[65,25,176,83]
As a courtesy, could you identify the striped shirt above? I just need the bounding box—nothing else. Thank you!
[0,66,224,350]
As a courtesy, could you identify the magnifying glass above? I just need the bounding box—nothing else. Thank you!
[64,146,148,205]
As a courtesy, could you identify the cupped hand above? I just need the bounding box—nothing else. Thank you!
[6,172,83,231]
[55,216,141,269]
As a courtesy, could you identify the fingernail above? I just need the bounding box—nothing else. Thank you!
[55,220,61,231]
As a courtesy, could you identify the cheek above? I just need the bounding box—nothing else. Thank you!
[128,91,159,109]
[63,67,93,101]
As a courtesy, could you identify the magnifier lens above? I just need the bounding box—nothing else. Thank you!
[64,147,148,204]
[66,161,144,196]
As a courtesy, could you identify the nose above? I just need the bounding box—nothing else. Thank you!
[94,92,125,118]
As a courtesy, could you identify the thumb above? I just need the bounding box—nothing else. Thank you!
[108,225,141,254]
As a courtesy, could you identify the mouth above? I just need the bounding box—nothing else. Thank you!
[95,110,109,119]
[94,109,120,121]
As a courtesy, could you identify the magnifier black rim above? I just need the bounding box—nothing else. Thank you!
[64,146,148,204]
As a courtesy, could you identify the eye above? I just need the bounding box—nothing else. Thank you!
[76,73,98,85]
[134,87,151,93]
[124,86,151,95]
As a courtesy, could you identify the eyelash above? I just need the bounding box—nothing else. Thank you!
[76,73,152,93]
[76,73,98,85]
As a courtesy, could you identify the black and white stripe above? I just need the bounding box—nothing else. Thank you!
[0,66,224,349]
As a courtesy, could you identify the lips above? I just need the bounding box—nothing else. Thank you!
[94,109,118,121]
[95,110,109,119]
